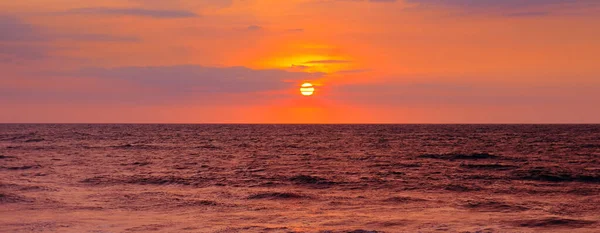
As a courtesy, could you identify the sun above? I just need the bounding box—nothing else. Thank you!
[300,82,315,96]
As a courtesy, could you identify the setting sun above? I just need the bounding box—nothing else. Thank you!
[300,83,315,96]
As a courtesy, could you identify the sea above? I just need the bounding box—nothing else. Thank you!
[1,124,599,232]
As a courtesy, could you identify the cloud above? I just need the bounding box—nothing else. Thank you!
[2,65,323,105]
[310,0,398,4]
[0,15,139,62]
[53,33,139,42]
[333,0,398,3]
[333,81,600,107]
[0,15,46,42]
[72,65,322,94]
[405,0,599,16]
[286,28,305,33]
[303,60,352,64]
[504,11,550,17]
[335,69,371,74]
[0,44,47,61]
[0,16,49,61]
[66,7,199,18]
[0,15,140,43]
[129,0,233,9]
[290,64,311,70]
[247,25,262,31]
[405,0,591,9]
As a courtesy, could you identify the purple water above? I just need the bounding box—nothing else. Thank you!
[1,124,599,232]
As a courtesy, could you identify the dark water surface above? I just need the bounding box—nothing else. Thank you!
[1,124,599,232]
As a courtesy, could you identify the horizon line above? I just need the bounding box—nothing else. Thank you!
[1,123,599,125]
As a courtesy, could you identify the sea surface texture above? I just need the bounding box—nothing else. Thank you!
[1,124,599,233]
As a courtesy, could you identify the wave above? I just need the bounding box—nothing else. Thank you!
[512,217,596,228]
[1,165,42,170]
[247,192,310,200]
[462,200,529,213]
[459,163,518,170]
[419,153,499,160]
[0,155,17,159]
[0,192,33,204]
[512,167,600,183]
[383,196,427,203]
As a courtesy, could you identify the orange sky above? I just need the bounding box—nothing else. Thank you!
[1,0,599,123]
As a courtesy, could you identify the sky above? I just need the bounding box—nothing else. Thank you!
[1,0,599,123]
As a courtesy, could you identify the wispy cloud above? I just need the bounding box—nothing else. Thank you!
[504,11,550,17]
[1,65,323,105]
[0,15,139,42]
[0,44,48,61]
[0,15,46,42]
[405,0,593,9]
[72,65,322,93]
[54,33,139,42]
[247,25,262,31]
[0,15,138,62]
[129,0,234,9]
[335,69,371,74]
[334,81,600,106]
[66,7,199,18]
[286,28,304,33]
[405,0,599,16]
[333,0,398,3]
[303,60,351,64]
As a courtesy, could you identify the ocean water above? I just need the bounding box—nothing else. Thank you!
[1,124,599,232]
